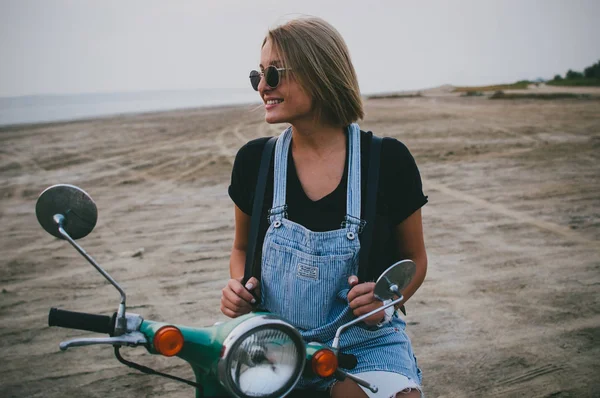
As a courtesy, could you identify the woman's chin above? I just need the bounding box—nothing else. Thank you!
[265,113,285,124]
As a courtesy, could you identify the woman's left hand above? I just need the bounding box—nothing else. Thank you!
[347,275,385,326]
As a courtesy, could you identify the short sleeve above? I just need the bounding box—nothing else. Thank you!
[228,137,270,215]
[380,138,428,225]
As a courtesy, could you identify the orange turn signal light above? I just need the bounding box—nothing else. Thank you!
[312,349,338,378]
[153,326,184,357]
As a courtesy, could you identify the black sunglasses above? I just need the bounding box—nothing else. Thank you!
[249,66,292,91]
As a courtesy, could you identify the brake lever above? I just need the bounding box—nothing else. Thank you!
[59,331,147,351]
[334,369,378,393]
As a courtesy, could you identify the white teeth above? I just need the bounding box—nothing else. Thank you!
[266,99,283,105]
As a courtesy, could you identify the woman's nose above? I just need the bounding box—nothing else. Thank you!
[257,73,270,95]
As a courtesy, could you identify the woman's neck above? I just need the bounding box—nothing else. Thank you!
[290,121,346,156]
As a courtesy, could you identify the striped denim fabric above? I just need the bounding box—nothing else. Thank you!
[260,124,422,390]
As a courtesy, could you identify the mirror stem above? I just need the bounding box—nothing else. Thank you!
[54,214,128,335]
[332,295,404,350]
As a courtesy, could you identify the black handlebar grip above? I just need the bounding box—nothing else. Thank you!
[338,352,358,369]
[48,308,114,334]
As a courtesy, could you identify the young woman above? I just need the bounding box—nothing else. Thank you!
[221,17,428,398]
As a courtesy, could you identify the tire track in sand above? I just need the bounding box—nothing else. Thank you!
[100,129,227,216]
[426,181,596,246]
[215,122,249,166]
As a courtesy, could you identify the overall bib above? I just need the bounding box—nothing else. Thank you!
[260,124,422,390]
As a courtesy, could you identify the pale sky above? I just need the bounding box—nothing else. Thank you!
[1,0,599,97]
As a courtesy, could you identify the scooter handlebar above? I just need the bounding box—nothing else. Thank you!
[48,308,115,335]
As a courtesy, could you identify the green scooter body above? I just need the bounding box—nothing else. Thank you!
[140,312,329,397]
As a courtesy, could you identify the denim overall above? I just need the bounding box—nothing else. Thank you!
[260,124,422,390]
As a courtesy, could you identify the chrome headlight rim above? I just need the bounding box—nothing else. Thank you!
[218,315,306,398]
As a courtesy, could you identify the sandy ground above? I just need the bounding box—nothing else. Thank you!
[1,93,599,397]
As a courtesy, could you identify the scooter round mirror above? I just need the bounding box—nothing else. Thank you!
[36,184,98,240]
[373,259,416,300]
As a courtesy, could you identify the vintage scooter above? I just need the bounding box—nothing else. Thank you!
[36,184,416,398]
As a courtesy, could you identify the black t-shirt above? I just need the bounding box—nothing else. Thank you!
[228,130,428,281]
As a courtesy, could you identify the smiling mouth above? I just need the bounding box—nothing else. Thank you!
[266,99,283,105]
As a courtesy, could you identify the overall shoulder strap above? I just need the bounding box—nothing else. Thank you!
[358,134,383,282]
[243,136,277,286]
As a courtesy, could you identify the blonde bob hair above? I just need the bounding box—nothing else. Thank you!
[264,17,364,126]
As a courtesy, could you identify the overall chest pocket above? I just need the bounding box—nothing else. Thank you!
[261,241,357,330]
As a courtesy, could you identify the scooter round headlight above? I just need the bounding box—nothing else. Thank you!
[218,315,305,398]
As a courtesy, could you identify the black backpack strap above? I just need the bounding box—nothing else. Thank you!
[358,134,383,282]
[242,136,277,286]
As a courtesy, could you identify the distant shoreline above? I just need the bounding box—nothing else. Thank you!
[0,89,262,128]
[3,84,600,129]
[0,101,260,131]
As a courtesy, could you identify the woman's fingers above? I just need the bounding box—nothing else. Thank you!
[347,281,375,303]
[348,291,376,309]
[220,302,245,318]
[245,276,261,297]
[221,293,250,317]
[352,301,382,316]
[347,280,385,324]
[228,278,256,304]
[220,278,259,318]
[348,275,359,287]
[221,299,244,318]
[222,286,251,309]
[352,301,385,325]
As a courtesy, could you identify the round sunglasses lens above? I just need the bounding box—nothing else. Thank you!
[265,66,280,88]
[249,70,260,91]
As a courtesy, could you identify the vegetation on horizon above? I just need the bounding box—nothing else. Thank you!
[461,91,485,97]
[490,91,594,100]
[453,81,531,93]
[366,92,422,99]
[454,60,600,92]
[548,60,600,86]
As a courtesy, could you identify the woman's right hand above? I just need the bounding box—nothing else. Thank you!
[220,277,260,318]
